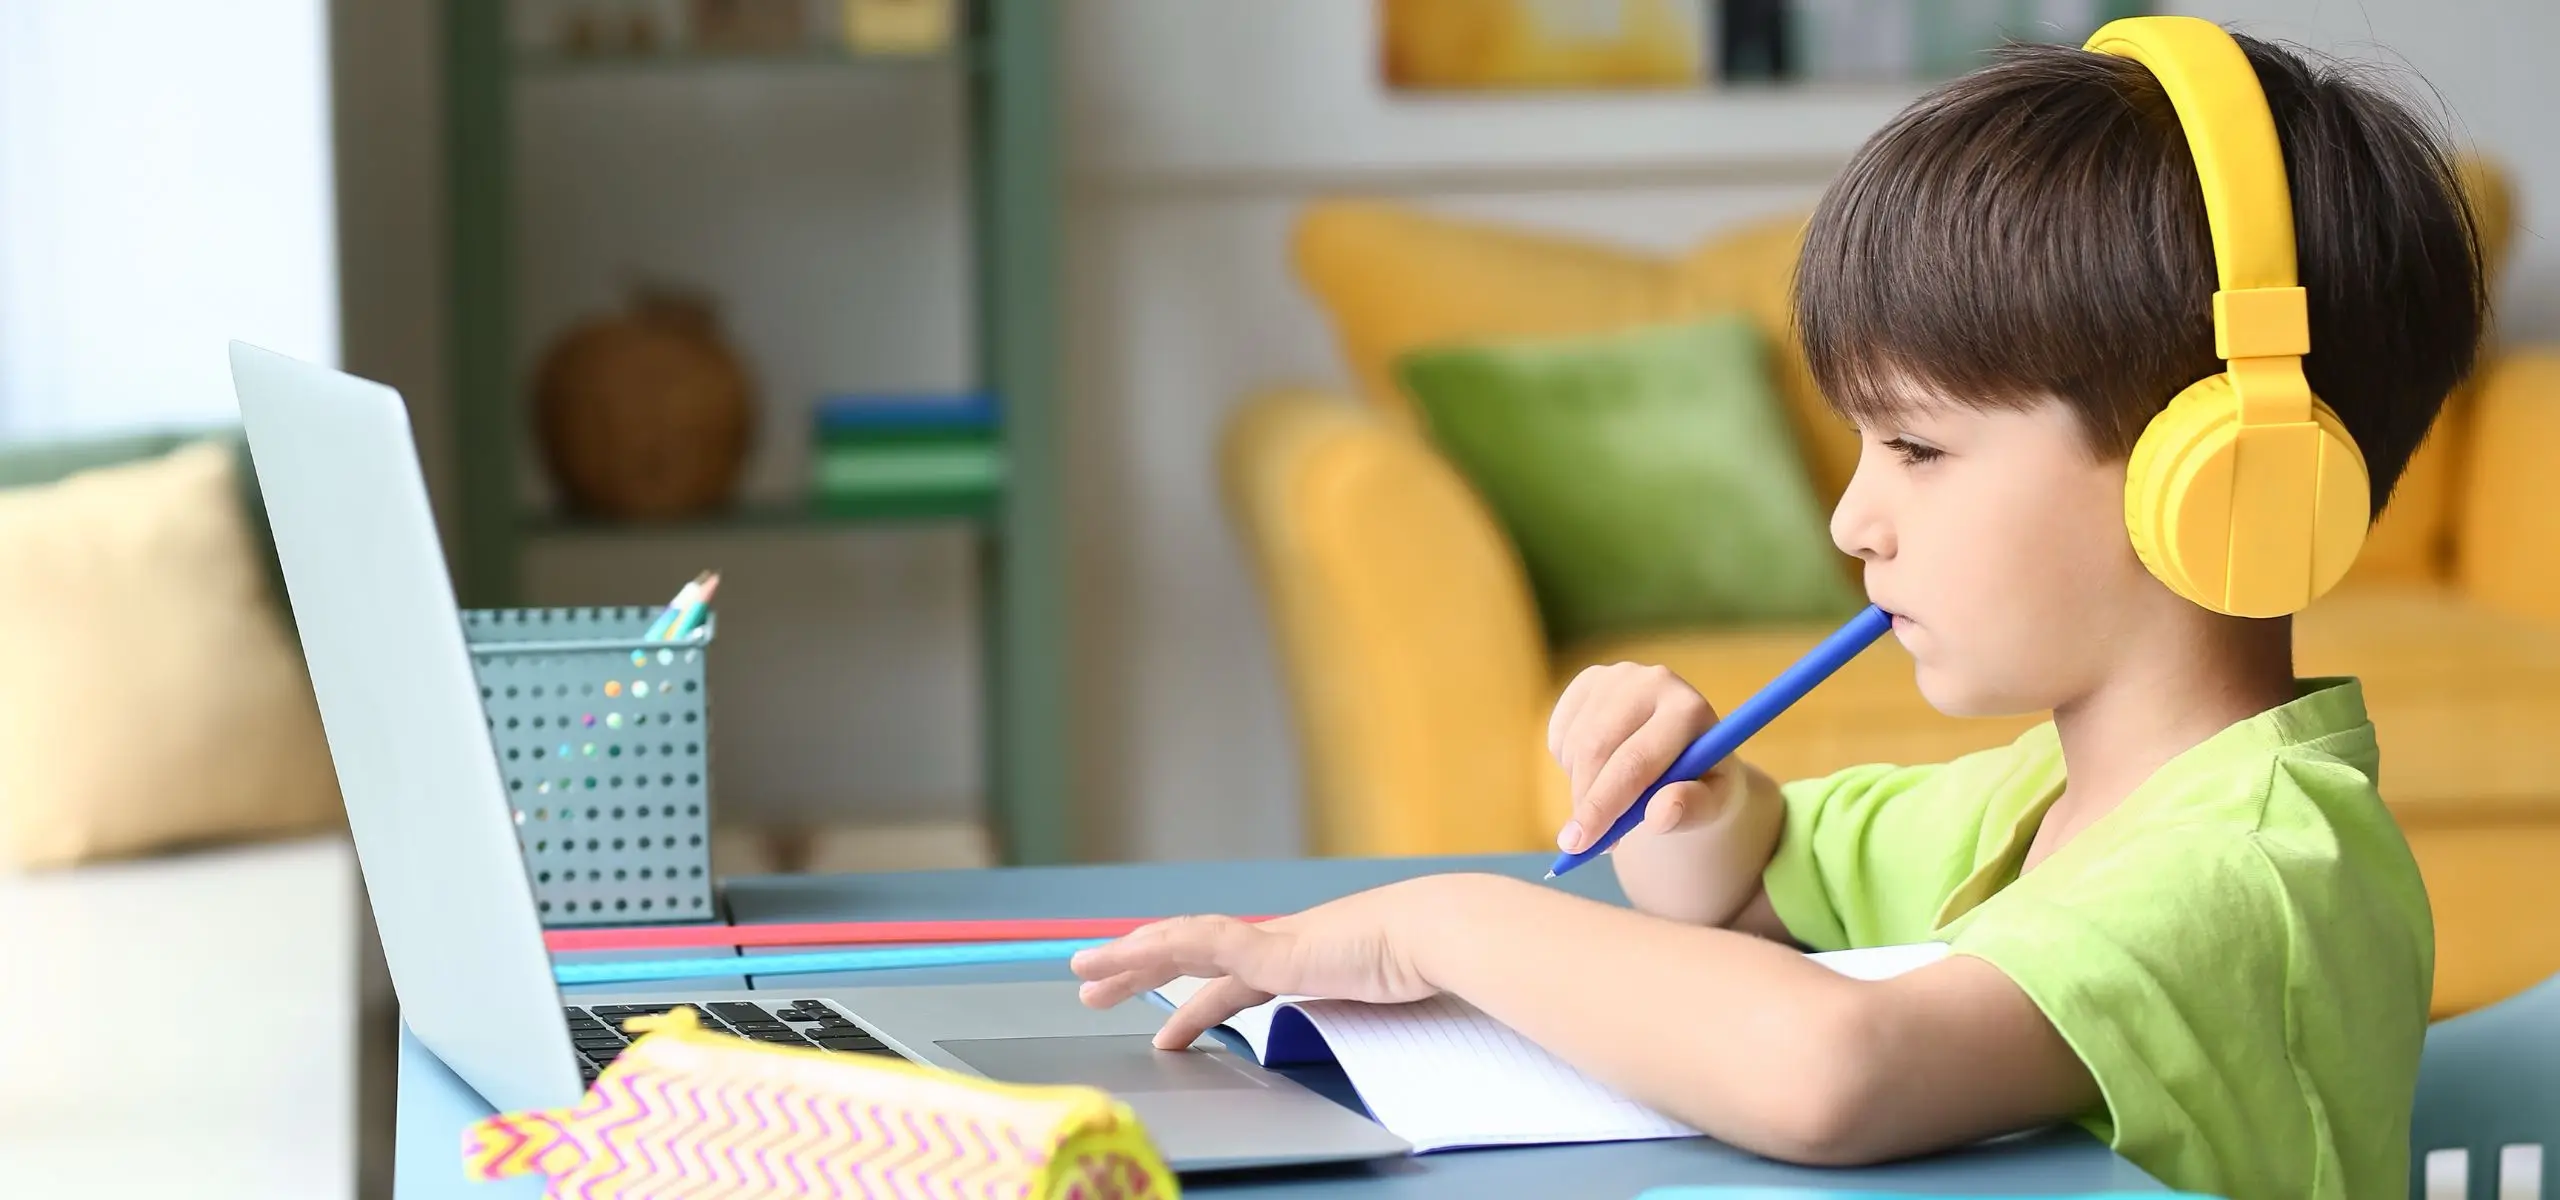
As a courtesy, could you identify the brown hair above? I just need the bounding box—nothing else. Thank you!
[1791,31,2486,514]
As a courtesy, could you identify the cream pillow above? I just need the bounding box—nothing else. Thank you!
[0,439,343,868]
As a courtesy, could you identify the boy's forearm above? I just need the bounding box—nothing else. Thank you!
[1399,872,1876,1161]
[1606,759,1787,930]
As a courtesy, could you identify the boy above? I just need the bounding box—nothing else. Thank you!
[1071,19,2483,1199]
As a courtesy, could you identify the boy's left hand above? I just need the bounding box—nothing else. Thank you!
[1069,876,1457,1049]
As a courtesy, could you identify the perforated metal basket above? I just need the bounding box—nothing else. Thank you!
[463,606,718,927]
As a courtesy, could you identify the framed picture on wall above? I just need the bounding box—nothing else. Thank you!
[1371,0,2155,91]
[1378,0,1712,91]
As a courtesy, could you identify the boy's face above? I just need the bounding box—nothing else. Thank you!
[1830,391,2155,717]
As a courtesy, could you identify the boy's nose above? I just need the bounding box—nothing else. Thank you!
[1830,465,1892,563]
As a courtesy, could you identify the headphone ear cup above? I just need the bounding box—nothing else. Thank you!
[2124,376,2234,608]
[2125,374,2370,616]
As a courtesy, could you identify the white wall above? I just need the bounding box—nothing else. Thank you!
[0,0,339,436]
[328,0,2560,862]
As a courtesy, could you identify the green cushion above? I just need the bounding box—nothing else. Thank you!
[0,426,291,630]
[1397,315,1860,645]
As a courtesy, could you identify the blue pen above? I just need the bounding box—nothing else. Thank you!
[1546,603,1895,880]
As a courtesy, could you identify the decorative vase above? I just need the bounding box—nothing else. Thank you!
[532,286,756,521]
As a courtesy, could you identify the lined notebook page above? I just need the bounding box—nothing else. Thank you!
[1279,993,1694,1150]
[1153,942,1948,1153]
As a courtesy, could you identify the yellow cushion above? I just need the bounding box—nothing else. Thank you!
[0,441,344,869]
[1295,201,1680,427]
[2405,819,2560,1018]
[1294,202,1867,591]
[2293,584,2560,1016]
[2292,584,2560,806]
[1222,391,1553,856]
[2452,351,2560,624]
[2342,383,2462,585]
[2344,153,2511,585]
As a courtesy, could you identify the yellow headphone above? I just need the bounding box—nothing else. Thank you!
[2086,16,2370,618]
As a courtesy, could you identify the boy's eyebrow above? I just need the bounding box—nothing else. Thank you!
[1833,384,1961,429]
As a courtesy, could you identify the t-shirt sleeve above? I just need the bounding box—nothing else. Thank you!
[1948,826,2326,1198]
[1759,760,1980,951]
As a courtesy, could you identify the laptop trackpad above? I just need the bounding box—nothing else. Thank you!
[937,1035,1275,1093]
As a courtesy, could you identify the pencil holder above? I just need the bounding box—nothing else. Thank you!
[463,606,719,927]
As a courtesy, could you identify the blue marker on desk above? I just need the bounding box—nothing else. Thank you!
[1546,603,1895,880]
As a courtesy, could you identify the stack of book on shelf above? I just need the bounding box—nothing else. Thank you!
[808,391,1002,518]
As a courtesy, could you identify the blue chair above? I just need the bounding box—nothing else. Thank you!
[2413,970,2560,1199]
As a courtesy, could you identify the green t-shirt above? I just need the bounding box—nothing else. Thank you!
[1761,677,2432,1200]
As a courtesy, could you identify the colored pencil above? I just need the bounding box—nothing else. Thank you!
[553,938,1110,986]
[543,914,1278,953]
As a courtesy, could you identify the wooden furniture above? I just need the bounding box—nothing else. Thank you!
[440,0,1071,865]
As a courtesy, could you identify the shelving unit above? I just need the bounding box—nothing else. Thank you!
[440,1,1069,865]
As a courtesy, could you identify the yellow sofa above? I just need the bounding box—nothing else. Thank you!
[1222,166,2560,1019]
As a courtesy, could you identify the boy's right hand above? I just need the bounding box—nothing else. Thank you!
[1547,662,1742,855]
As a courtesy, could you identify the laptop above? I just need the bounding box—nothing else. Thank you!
[225,342,1411,1173]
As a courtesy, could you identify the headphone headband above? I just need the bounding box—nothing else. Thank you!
[2086,17,2310,372]
[2088,16,2366,618]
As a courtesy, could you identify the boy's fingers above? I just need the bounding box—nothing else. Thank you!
[1547,668,1602,761]
[1071,914,1246,983]
[1574,706,1704,848]
[1639,783,1689,833]
[1073,911,1302,1013]
[1078,968,1179,1010]
[1156,976,1275,1050]
[1641,779,1718,834]
[1561,679,1657,816]
[1068,928,1161,981]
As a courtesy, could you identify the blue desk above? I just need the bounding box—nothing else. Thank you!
[396,854,2167,1197]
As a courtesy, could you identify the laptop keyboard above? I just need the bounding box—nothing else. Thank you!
[564,999,905,1084]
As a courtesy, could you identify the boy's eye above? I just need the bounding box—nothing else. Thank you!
[1883,437,1944,465]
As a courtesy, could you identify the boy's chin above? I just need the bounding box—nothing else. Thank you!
[1910,666,2027,719]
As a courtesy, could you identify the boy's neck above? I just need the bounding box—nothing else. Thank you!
[2034,615,2298,859]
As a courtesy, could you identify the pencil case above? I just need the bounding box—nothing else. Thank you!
[463,1006,1179,1199]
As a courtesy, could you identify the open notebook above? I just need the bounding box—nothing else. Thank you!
[1151,941,1950,1153]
